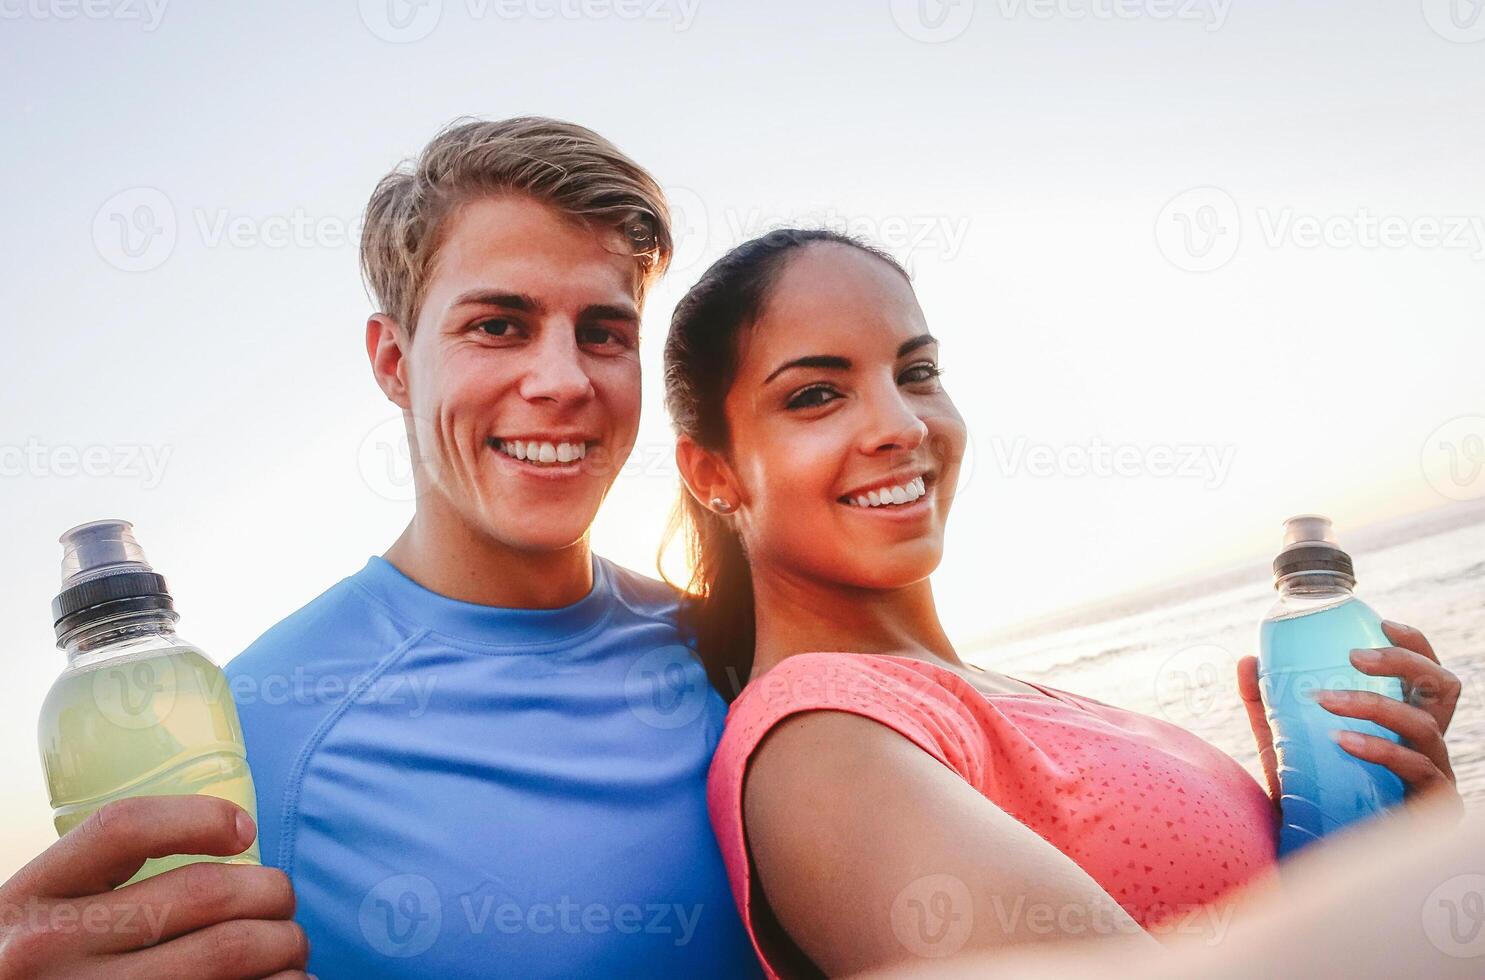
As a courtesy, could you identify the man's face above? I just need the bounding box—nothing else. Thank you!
[398,194,644,552]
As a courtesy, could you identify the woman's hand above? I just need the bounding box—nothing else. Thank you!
[1237,620,1464,816]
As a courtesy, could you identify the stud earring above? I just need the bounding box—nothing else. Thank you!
[710,497,735,514]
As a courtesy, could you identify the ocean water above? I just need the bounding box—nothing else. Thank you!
[966,505,1485,810]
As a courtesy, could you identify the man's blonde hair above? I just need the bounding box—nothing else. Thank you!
[360,116,672,331]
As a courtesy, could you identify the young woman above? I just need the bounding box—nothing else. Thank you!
[661,229,1463,978]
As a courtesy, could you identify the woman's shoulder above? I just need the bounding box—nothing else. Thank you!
[711,652,987,790]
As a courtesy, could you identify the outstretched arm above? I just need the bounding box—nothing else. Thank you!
[743,709,1157,977]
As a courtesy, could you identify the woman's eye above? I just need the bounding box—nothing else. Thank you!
[786,385,840,410]
[900,362,942,385]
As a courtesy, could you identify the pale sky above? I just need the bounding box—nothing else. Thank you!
[2,0,1482,875]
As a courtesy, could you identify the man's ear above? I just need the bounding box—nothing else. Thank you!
[366,313,411,410]
[675,435,741,512]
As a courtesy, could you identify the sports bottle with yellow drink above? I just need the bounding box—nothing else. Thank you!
[38,519,260,885]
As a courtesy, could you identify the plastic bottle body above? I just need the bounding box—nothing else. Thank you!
[38,623,260,886]
[1257,586,1405,857]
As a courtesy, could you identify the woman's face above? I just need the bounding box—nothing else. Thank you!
[721,243,967,591]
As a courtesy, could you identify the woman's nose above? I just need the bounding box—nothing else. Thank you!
[860,393,928,455]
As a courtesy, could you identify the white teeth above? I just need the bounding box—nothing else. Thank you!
[495,439,587,466]
[846,476,929,508]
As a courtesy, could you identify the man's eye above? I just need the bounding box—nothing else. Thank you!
[577,325,627,348]
[475,318,519,338]
[786,385,840,410]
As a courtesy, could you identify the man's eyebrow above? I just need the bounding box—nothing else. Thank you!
[763,354,851,385]
[450,289,542,313]
[762,335,938,386]
[578,303,640,323]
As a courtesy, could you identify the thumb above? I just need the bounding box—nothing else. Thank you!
[15,795,255,899]
[1236,655,1280,806]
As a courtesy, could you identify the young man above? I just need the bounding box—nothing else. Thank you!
[0,118,760,978]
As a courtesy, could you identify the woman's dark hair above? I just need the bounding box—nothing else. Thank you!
[660,227,910,700]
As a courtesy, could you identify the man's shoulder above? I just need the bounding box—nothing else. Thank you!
[596,555,693,627]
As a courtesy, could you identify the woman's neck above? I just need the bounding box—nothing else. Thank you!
[748,566,962,680]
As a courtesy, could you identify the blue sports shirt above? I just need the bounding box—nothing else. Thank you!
[225,554,760,978]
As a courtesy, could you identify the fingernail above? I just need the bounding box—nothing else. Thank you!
[1332,730,1364,751]
[1381,620,1404,632]
[1351,648,1382,665]
[236,810,257,848]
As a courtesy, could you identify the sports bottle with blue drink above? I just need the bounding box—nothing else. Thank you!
[38,520,260,885]
[1257,514,1405,857]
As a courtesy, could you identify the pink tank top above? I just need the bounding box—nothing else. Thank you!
[707,652,1278,978]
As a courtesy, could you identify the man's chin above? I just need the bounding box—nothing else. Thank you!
[477,506,599,555]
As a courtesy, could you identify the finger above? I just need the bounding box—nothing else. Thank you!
[1380,620,1440,664]
[114,918,310,980]
[1236,656,1280,803]
[15,796,256,899]
[1349,646,1461,734]
[1313,690,1452,779]
[1332,731,1453,795]
[81,862,296,954]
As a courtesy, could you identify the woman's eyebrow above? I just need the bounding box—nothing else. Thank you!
[763,354,850,385]
[898,333,936,356]
[762,334,938,386]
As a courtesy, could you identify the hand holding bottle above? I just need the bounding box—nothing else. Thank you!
[0,795,308,980]
[1238,619,1462,815]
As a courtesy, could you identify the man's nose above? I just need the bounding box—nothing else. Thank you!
[519,326,595,404]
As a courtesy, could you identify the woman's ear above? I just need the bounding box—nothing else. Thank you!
[675,436,741,513]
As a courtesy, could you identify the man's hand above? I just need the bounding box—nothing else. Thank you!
[0,795,310,980]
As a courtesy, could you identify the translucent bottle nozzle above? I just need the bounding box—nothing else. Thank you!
[1280,514,1338,550]
[59,519,153,588]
